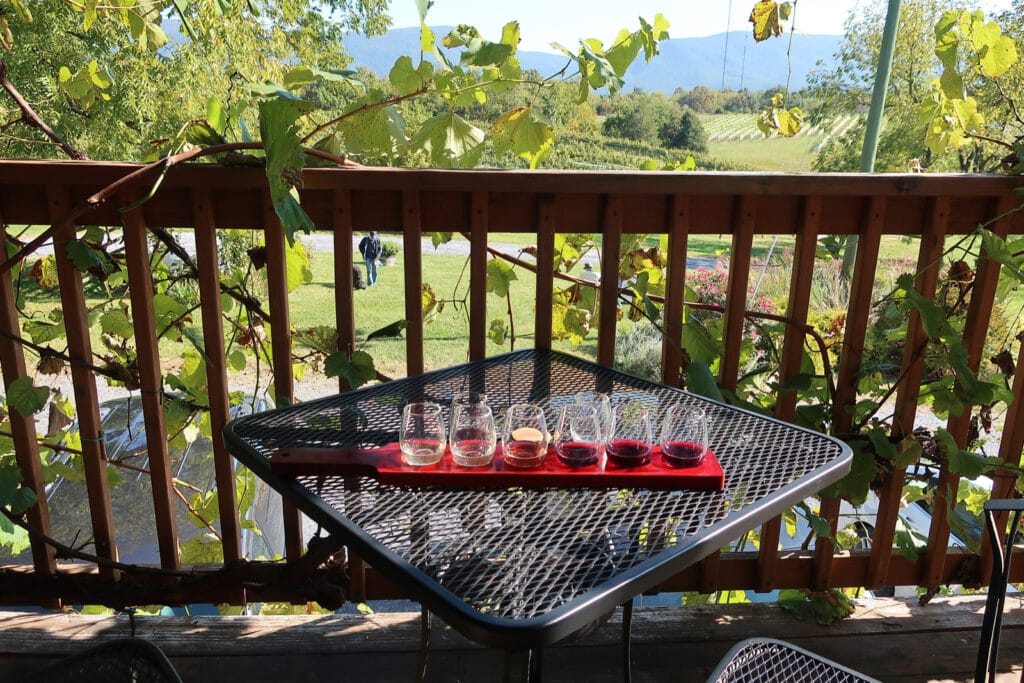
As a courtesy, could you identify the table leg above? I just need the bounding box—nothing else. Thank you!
[416,606,431,683]
[621,600,633,683]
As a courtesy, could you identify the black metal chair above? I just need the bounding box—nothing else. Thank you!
[18,638,182,683]
[708,498,1023,683]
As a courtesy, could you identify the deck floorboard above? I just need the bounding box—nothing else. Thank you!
[1,595,1021,681]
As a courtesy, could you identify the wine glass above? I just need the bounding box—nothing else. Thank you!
[501,403,549,469]
[399,402,446,466]
[450,402,497,467]
[605,402,653,467]
[554,404,602,468]
[659,405,709,468]
[450,390,487,422]
[574,391,612,442]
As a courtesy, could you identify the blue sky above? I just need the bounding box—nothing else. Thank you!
[388,0,1013,53]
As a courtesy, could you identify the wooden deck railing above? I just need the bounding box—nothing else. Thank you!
[0,160,1022,608]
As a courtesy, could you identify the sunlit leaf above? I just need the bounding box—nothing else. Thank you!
[488,318,507,346]
[284,239,313,292]
[409,112,484,168]
[490,107,555,168]
[486,257,518,297]
[750,0,783,42]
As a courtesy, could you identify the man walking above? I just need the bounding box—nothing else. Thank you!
[358,230,383,286]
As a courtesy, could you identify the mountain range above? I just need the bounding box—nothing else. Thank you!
[343,27,842,93]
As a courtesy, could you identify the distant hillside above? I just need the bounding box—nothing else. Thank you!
[343,27,842,93]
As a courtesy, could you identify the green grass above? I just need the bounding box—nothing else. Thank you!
[707,136,822,172]
[292,248,599,379]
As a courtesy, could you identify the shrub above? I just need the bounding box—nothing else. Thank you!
[380,241,400,259]
[614,319,664,382]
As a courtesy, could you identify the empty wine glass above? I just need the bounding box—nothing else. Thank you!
[450,402,497,467]
[659,405,708,468]
[574,391,612,442]
[450,390,487,421]
[605,402,653,467]
[399,402,446,466]
[554,404,602,468]
[501,403,549,469]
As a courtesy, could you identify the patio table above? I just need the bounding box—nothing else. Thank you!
[224,349,852,679]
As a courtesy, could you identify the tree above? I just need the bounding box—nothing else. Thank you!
[0,0,389,160]
[666,108,708,152]
[808,0,1016,173]
[684,85,719,114]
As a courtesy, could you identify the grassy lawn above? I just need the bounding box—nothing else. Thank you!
[708,136,821,172]
[292,248,600,379]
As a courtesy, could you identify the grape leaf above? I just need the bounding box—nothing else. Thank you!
[488,319,507,346]
[284,239,312,292]
[490,107,555,169]
[750,0,783,42]
[389,56,433,96]
[486,257,518,297]
[367,320,408,340]
[259,98,315,242]
[7,377,48,417]
[409,112,484,168]
[100,308,134,339]
[684,360,724,402]
[324,350,376,389]
[337,96,407,159]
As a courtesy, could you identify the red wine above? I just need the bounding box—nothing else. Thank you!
[662,440,706,468]
[606,439,651,467]
[555,441,600,467]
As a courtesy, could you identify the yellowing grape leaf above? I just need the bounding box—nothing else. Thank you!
[750,0,783,42]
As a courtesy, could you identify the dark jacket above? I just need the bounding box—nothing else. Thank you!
[359,235,382,259]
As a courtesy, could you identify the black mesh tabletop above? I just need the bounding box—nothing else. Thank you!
[225,349,852,649]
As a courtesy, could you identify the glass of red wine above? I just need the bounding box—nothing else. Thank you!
[605,402,653,467]
[554,404,603,468]
[501,403,549,469]
[659,404,708,468]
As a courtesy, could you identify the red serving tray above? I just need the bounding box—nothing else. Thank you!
[269,443,724,490]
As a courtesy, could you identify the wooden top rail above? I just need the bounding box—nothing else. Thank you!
[0,161,1021,236]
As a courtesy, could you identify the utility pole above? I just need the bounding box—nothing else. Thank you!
[842,0,902,279]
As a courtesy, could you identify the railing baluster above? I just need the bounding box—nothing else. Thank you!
[332,189,356,391]
[660,194,689,386]
[192,188,242,568]
[719,195,755,389]
[402,191,425,375]
[469,192,488,361]
[0,223,56,577]
[759,196,823,593]
[925,195,1015,587]
[262,194,303,561]
[46,184,118,579]
[534,197,556,350]
[121,201,180,570]
[815,195,885,590]
[868,197,948,589]
[596,194,623,367]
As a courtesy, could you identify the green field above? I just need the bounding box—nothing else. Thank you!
[700,113,860,172]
